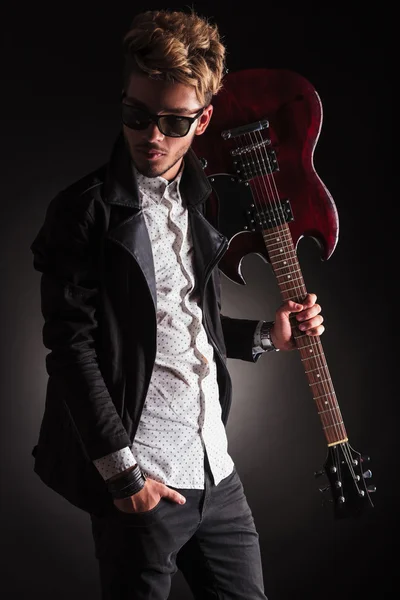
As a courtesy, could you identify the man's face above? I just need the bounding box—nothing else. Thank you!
[122,71,213,181]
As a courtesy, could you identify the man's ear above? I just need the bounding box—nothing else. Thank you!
[195,104,214,136]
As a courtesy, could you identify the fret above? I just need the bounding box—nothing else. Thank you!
[279,282,307,293]
[300,352,325,361]
[275,270,303,281]
[298,341,320,350]
[263,228,292,238]
[304,366,329,375]
[308,377,333,386]
[323,421,345,431]
[294,335,314,343]
[265,234,294,245]
[269,252,298,261]
[317,408,339,415]
[269,250,297,260]
[273,263,301,274]
[313,392,336,401]
[267,246,297,255]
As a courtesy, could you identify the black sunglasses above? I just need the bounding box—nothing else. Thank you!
[121,104,204,138]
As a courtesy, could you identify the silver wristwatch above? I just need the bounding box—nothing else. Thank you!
[259,321,278,352]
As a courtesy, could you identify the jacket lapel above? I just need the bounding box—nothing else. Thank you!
[106,211,157,311]
[101,131,227,310]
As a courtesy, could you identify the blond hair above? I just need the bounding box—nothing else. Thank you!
[122,9,226,106]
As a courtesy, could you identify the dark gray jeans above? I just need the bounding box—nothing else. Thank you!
[90,464,268,599]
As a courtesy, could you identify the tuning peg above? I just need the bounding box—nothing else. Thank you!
[319,485,330,493]
[314,470,325,478]
[321,497,333,507]
[367,485,377,493]
[363,469,373,479]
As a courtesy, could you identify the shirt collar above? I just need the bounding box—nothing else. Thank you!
[132,162,184,205]
[104,132,213,209]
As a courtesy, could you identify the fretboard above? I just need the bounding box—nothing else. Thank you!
[263,223,347,446]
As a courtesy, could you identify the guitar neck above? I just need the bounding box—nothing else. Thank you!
[263,223,348,446]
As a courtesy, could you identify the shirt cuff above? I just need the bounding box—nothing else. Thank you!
[93,447,137,481]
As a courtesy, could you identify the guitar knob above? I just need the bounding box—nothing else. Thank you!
[367,485,377,493]
[363,469,373,479]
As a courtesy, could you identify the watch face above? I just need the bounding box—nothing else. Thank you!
[261,338,272,350]
[260,322,276,351]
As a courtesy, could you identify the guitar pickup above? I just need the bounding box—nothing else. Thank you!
[246,198,294,231]
[234,149,279,181]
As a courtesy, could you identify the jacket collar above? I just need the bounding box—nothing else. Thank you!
[104,131,212,209]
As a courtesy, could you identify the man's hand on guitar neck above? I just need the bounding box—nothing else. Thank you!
[271,293,324,352]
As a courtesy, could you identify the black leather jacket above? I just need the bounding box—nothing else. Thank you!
[30,132,261,517]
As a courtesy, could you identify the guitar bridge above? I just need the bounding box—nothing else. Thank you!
[222,118,279,181]
[221,119,270,139]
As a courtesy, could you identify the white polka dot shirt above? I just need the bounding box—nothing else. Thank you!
[93,162,273,488]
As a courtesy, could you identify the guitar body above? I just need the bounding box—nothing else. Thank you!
[193,68,375,518]
[193,68,339,284]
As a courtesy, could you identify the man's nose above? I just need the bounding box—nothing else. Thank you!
[143,121,165,143]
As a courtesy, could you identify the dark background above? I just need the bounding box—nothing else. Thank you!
[1,1,396,598]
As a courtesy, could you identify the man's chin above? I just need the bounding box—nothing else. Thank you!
[133,156,179,180]
[137,165,161,178]
[131,157,162,178]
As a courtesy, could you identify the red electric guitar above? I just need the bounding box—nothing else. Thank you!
[193,68,375,518]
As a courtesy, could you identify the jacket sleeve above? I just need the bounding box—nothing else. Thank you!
[220,314,264,362]
[30,190,132,461]
[211,265,265,363]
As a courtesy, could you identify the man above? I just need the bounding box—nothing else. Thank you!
[30,8,324,599]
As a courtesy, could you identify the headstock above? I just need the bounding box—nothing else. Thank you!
[315,442,375,518]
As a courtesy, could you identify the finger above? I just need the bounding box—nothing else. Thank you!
[299,322,325,336]
[302,293,317,308]
[280,300,303,316]
[298,315,324,331]
[163,487,186,505]
[307,324,325,336]
[296,304,322,321]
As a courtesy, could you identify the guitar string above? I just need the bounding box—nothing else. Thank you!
[259,131,350,455]
[237,128,348,467]
[243,129,340,443]
[229,129,363,499]
[246,129,360,487]
[232,135,364,503]
[248,133,337,446]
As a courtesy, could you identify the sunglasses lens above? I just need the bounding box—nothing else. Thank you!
[159,116,190,137]
[122,106,151,130]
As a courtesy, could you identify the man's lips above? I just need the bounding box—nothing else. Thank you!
[136,147,166,157]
